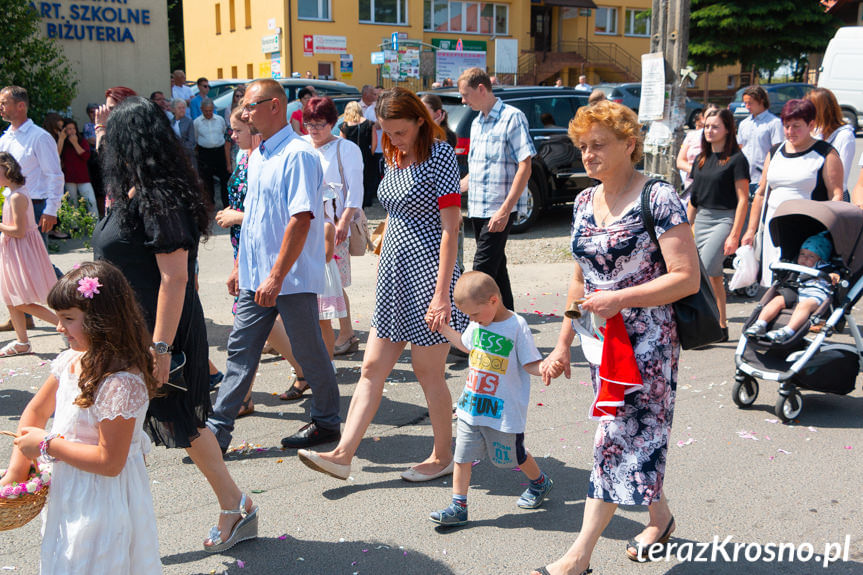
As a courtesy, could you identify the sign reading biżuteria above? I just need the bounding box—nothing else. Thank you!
[31,0,153,43]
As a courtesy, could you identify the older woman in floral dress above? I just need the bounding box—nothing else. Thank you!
[535,101,699,575]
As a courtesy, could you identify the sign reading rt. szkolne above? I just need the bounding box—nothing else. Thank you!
[32,0,154,43]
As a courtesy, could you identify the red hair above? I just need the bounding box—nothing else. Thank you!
[303,97,338,125]
[105,86,137,104]
[376,87,443,166]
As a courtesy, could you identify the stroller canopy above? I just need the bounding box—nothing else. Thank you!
[769,200,863,277]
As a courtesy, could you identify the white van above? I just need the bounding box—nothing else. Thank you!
[819,26,863,133]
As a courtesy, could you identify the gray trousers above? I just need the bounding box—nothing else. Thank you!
[206,290,340,449]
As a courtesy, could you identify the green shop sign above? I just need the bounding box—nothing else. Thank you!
[432,38,487,52]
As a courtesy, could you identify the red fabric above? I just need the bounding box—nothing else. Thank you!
[590,313,643,420]
[437,193,462,210]
[60,139,91,184]
[290,109,308,135]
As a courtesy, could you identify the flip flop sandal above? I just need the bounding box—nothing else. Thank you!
[626,516,675,562]
[0,341,31,357]
[278,378,309,401]
[531,567,591,575]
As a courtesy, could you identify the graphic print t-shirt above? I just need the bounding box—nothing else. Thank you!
[457,314,542,433]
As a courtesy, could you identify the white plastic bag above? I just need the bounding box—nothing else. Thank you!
[728,245,758,290]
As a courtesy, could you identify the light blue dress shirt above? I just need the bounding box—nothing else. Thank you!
[737,109,783,183]
[238,124,325,295]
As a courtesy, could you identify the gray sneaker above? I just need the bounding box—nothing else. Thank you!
[766,328,792,343]
[744,323,767,337]
[517,477,554,509]
[429,503,468,526]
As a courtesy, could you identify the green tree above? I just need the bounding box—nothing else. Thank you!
[0,0,77,126]
[168,0,186,72]
[689,1,839,75]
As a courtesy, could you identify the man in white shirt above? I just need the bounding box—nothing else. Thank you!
[171,69,192,103]
[575,75,592,92]
[737,85,783,193]
[0,85,65,330]
[194,98,230,208]
[0,86,64,235]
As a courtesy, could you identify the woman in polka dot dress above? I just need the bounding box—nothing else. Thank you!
[299,87,467,482]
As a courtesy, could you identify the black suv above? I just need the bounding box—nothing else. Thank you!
[426,86,593,233]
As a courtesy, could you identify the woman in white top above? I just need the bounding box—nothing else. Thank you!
[742,98,844,285]
[303,99,364,346]
[806,87,857,199]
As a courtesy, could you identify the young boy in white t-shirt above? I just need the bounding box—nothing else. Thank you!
[430,271,554,526]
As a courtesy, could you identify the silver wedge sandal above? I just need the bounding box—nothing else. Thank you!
[203,493,259,553]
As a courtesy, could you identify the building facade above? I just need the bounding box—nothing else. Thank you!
[183,0,671,90]
[34,0,170,120]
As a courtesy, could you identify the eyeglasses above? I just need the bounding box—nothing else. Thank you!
[303,122,329,131]
[242,97,275,112]
[200,84,210,89]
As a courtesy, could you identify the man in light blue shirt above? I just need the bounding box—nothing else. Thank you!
[737,85,783,192]
[189,77,209,120]
[207,79,341,452]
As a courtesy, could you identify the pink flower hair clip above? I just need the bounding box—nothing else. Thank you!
[77,277,102,299]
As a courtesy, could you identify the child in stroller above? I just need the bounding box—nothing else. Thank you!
[744,231,839,343]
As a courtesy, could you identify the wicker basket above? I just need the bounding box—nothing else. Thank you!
[0,430,50,531]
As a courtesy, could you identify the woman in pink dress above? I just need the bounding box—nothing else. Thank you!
[0,152,59,356]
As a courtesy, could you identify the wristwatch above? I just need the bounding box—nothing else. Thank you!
[151,341,173,355]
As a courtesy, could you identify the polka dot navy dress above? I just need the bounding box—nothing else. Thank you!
[373,140,468,345]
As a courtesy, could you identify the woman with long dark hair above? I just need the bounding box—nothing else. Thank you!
[686,108,749,340]
[93,96,257,552]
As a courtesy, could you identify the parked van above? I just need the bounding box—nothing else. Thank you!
[818,26,863,133]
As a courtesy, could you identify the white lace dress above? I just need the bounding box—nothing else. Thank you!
[40,349,162,574]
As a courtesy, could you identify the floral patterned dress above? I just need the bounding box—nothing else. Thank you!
[570,180,686,505]
[226,151,249,314]
[226,151,249,260]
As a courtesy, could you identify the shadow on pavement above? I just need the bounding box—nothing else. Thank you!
[161,535,456,574]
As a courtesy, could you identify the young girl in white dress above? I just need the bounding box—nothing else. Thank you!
[0,261,162,574]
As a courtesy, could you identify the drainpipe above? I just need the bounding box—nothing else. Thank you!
[286,0,294,77]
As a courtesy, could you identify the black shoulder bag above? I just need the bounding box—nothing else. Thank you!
[640,178,723,350]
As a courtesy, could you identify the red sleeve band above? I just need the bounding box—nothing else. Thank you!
[437,193,462,210]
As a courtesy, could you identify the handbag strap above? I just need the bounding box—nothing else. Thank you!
[638,177,667,255]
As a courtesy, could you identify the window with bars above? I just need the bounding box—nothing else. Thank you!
[423,1,508,34]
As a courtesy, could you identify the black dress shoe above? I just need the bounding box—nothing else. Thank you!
[281,421,341,449]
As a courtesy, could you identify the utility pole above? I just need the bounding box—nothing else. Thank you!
[644,0,691,187]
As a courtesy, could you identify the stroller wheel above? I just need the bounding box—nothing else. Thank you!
[775,390,803,422]
[732,375,759,407]
[734,283,761,299]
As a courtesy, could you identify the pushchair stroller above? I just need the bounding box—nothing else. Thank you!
[733,199,863,422]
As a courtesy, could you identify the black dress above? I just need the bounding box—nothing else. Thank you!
[92,197,211,448]
[341,120,378,207]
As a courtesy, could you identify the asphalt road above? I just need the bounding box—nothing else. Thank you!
[1,139,862,574]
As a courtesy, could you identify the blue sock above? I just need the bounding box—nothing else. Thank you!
[530,471,547,488]
[452,494,467,509]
